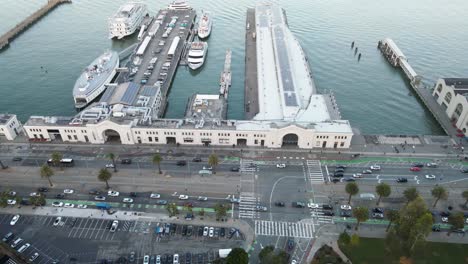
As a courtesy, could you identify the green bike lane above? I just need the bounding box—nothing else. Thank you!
[333,217,468,231]
[321,157,468,166]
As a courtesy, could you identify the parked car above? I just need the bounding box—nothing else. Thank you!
[197,196,208,201]
[123,198,133,203]
[372,207,384,213]
[156,200,168,205]
[77,204,87,209]
[108,190,120,197]
[340,205,352,210]
[53,217,62,226]
[12,157,22,162]
[203,226,209,236]
[275,201,285,207]
[95,196,106,201]
[2,232,14,242]
[209,227,214,237]
[461,167,468,173]
[150,193,161,199]
[10,215,20,226]
[7,200,16,205]
[29,252,39,262]
[64,203,75,208]
[89,189,101,195]
[340,211,352,217]
[37,187,49,192]
[110,220,119,232]
[372,213,384,219]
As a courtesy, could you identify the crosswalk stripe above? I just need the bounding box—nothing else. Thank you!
[254,220,315,238]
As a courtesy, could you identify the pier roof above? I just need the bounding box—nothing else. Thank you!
[444,78,468,89]
[254,3,331,123]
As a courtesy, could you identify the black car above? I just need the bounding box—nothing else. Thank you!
[55,193,65,199]
[397,178,408,183]
[176,160,187,166]
[37,187,49,192]
[161,255,167,263]
[292,202,306,208]
[331,178,340,183]
[287,239,295,250]
[334,168,345,173]
[344,178,355,182]
[440,211,451,217]
[340,211,352,217]
[412,163,424,168]
[192,157,202,162]
[156,200,168,205]
[275,201,285,207]
[230,167,240,172]
[322,204,333,210]
[130,192,137,197]
[198,226,204,236]
[187,225,193,236]
[372,207,384,213]
[89,189,101,195]
[461,168,468,173]
[336,165,347,169]
[197,254,203,263]
[12,157,22,162]
[333,172,344,177]
[121,159,132,164]
[432,224,441,232]
[185,253,192,264]
[323,211,334,216]
[182,225,188,236]
[220,227,225,237]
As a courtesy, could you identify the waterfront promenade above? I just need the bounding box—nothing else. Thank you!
[0,0,71,50]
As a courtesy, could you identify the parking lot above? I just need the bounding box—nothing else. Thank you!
[0,213,245,263]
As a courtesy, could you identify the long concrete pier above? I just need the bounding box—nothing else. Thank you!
[244,8,259,119]
[0,0,71,51]
[378,38,460,139]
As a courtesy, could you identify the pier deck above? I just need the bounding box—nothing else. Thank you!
[219,49,232,98]
[0,0,71,51]
[114,8,196,116]
[244,8,259,120]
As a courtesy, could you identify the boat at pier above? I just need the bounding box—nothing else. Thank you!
[187,42,208,70]
[219,49,232,98]
[167,0,192,10]
[197,12,212,39]
[108,2,148,39]
[73,51,119,109]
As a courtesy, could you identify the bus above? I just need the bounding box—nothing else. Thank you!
[47,158,74,167]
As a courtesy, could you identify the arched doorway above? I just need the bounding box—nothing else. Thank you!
[282,133,299,147]
[103,129,121,143]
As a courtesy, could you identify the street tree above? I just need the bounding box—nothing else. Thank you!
[51,151,63,170]
[226,248,248,264]
[447,212,465,236]
[403,187,419,204]
[208,154,219,174]
[462,190,468,208]
[386,209,400,232]
[165,203,179,217]
[97,168,112,189]
[431,186,448,208]
[152,154,162,174]
[40,164,54,187]
[198,208,205,217]
[107,153,117,172]
[375,183,391,205]
[214,203,228,220]
[29,194,46,207]
[352,206,369,231]
[258,246,275,263]
[0,195,7,208]
[345,182,359,204]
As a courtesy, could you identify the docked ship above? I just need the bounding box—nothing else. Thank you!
[187,42,208,70]
[108,2,148,39]
[167,0,192,10]
[73,51,119,109]
[197,12,212,39]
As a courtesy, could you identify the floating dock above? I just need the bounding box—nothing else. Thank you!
[378,38,460,138]
[0,0,72,51]
[244,8,259,119]
[219,49,232,98]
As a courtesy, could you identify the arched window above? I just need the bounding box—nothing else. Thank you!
[444,92,452,104]
[454,103,463,116]
[436,84,442,93]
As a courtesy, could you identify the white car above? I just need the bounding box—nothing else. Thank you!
[150,193,161,199]
[307,203,320,209]
[441,217,449,223]
[8,191,17,197]
[173,254,179,264]
[7,199,16,205]
[276,163,286,168]
[123,198,133,203]
[352,173,362,178]
[29,252,39,262]
[77,204,88,209]
[105,163,114,168]
[209,227,214,237]
[110,220,119,232]
[95,196,106,201]
[143,255,150,264]
[340,205,352,210]
[108,190,120,197]
[52,201,64,207]
[425,174,436,179]
[370,165,381,170]
[64,203,75,208]
[203,226,209,236]
[10,215,20,226]
[178,194,189,200]
[18,243,30,253]
[29,192,39,197]
[63,189,74,194]
[53,217,62,226]
[197,196,208,201]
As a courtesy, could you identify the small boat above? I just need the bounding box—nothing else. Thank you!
[187,42,208,70]
[197,12,213,39]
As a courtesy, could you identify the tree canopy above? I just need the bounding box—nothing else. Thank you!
[226,248,248,264]
[345,182,359,204]
[375,183,391,205]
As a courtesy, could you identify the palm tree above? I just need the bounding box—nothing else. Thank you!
[51,152,63,170]
[352,206,369,231]
[375,183,391,205]
[447,212,465,236]
[462,190,468,208]
[385,209,399,232]
[345,182,359,204]
[98,168,112,189]
[40,164,54,187]
[208,154,219,174]
[403,187,419,205]
[431,186,448,208]
[152,154,162,174]
[107,153,117,172]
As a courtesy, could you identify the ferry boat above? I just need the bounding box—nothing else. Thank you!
[108,2,148,39]
[187,42,208,70]
[197,12,212,39]
[73,51,119,109]
[167,0,192,10]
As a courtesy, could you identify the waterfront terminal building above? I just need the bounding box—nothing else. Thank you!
[3,4,353,149]
[433,78,468,135]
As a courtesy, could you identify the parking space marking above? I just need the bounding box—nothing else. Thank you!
[83,219,97,238]
[94,219,106,240]
[77,218,91,238]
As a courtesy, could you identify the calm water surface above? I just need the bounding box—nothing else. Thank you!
[1,0,467,135]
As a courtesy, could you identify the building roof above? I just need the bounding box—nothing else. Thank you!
[254,3,330,122]
[100,82,140,106]
[0,114,14,125]
[185,94,227,120]
[444,78,468,89]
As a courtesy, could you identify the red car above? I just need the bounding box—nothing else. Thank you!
[410,167,421,172]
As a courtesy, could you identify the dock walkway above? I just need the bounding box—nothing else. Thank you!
[0,0,71,50]
[244,8,259,119]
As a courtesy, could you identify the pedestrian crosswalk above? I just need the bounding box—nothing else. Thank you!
[306,160,325,183]
[254,220,315,238]
[311,210,334,224]
[240,159,257,173]
[238,192,259,219]
[120,220,133,231]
